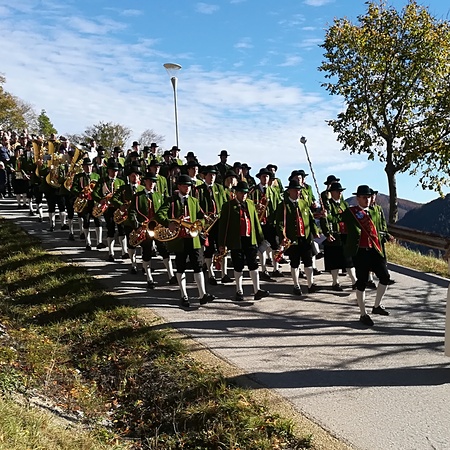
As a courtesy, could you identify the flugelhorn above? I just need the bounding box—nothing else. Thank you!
[129,220,157,247]
[153,217,203,242]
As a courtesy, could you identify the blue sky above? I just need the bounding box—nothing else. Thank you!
[1,0,449,204]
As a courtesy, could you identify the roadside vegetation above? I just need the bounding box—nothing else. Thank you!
[0,218,312,450]
[386,240,449,278]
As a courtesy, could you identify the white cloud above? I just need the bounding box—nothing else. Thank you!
[121,9,142,17]
[234,37,253,49]
[296,37,323,50]
[304,0,334,6]
[278,14,306,27]
[195,3,220,14]
[278,55,303,67]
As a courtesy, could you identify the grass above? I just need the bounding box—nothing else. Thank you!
[385,241,449,278]
[0,217,312,450]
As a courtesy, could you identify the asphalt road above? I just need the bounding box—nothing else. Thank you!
[2,197,450,450]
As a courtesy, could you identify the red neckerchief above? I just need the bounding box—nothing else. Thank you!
[349,206,381,252]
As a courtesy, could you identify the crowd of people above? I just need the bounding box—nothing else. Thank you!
[0,129,394,326]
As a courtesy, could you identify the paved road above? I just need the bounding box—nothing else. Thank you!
[2,198,450,450]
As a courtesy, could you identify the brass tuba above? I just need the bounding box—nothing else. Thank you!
[74,181,97,214]
[64,145,84,190]
[45,150,64,188]
[129,220,157,247]
[32,138,45,176]
[153,218,203,242]
[93,193,113,218]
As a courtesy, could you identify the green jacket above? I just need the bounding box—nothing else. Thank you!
[71,171,100,197]
[92,177,125,203]
[249,184,281,223]
[275,198,319,244]
[218,198,264,250]
[155,174,169,197]
[129,190,165,226]
[340,206,387,258]
[197,182,227,215]
[156,194,204,252]
[320,197,349,247]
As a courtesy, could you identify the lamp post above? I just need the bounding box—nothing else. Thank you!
[163,62,182,148]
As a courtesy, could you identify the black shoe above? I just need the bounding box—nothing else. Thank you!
[254,289,269,300]
[49,226,54,232]
[80,233,85,240]
[260,271,275,282]
[107,255,115,262]
[235,291,244,301]
[180,296,190,307]
[38,217,43,222]
[271,269,285,278]
[129,266,138,275]
[366,280,377,289]
[96,243,107,250]
[208,276,218,286]
[360,314,374,326]
[221,274,234,283]
[293,286,303,296]
[121,253,129,259]
[68,233,75,241]
[332,283,343,292]
[387,279,396,285]
[308,283,319,294]
[147,280,155,289]
[169,275,178,285]
[61,224,69,230]
[315,251,324,260]
[372,305,390,316]
[85,245,92,251]
[200,293,216,305]
[278,257,288,264]
[313,268,322,276]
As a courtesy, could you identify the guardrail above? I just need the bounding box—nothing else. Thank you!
[387,223,450,357]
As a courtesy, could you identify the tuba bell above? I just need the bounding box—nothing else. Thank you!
[93,193,113,218]
[113,201,130,224]
[74,181,97,214]
[129,220,157,247]
[153,217,203,242]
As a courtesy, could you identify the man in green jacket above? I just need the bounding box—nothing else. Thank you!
[218,181,270,302]
[156,174,215,307]
[275,180,321,296]
[340,185,393,326]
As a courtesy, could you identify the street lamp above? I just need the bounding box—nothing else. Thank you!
[163,62,182,148]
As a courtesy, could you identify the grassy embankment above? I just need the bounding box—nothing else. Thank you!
[0,218,312,450]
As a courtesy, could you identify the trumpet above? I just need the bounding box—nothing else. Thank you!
[274,237,292,263]
[201,212,219,237]
[153,217,203,242]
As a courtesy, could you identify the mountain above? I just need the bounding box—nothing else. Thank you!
[397,193,450,236]
[345,193,422,221]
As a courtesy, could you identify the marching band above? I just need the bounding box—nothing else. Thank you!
[0,130,394,326]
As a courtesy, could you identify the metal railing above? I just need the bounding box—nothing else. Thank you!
[387,223,450,357]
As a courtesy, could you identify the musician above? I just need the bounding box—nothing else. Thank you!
[223,170,238,200]
[59,150,78,241]
[93,160,126,261]
[321,175,340,208]
[93,146,107,178]
[215,150,232,185]
[249,168,282,281]
[232,162,244,181]
[111,163,144,274]
[266,164,283,196]
[156,174,216,307]
[71,158,104,251]
[141,146,152,167]
[149,142,161,162]
[9,145,30,208]
[40,147,68,232]
[128,172,175,288]
[123,151,140,177]
[185,160,203,197]
[111,146,126,179]
[197,165,231,285]
[185,151,198,164]
[147,159,168,197]
[170,146,183,166]
[319,182,356,291]
[340,185,393,326]
[218,181,269,301]
[275,179,321,295]
[242,163,256,189]
[166,162,181,197]
[159,150,173,178]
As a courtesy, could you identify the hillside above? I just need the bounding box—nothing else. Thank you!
[398,193,450,236]
[345,193,421,221]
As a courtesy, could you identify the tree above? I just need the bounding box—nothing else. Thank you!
[83,121,132,152]
[319,0,450,222]
[138,128,165,152]
[37,109,57,137]
[0,75,28,131]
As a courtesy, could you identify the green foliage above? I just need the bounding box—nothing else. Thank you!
[37,109,57,137]
[319,0,450,221]
[0,75,29,131]
[0,218,311,449]
[83,122,132,152]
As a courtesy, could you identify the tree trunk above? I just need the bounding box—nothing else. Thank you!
[384,143,398,223]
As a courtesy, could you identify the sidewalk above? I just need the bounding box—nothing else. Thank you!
[2,197,450,450]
